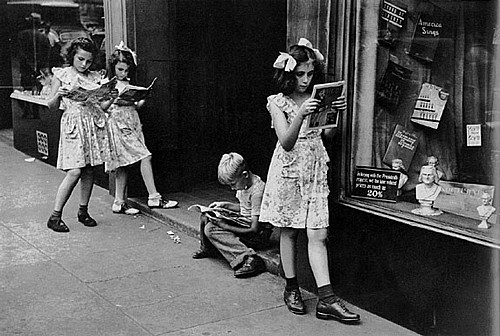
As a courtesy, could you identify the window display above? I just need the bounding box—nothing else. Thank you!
[8,0,106,94]
[346,0,499,244]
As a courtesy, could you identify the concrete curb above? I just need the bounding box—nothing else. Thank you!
[128,197,283,277]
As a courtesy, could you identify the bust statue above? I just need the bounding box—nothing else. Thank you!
[477,192,496,229]
[411,165,443,216]
[391,158,408,196]
[426,155,444,181]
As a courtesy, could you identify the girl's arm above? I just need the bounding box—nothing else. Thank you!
[46,76,63,111]
[269,98,319,151]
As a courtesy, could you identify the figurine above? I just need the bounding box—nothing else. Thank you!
[391,158,408,196]
[477,192,496,229]
[411,165,443,216]
[426,155,444,181]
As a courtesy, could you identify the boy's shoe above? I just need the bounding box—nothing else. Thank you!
[112,202,140,215]
[77,212,97,227]
[316,298,360,323]
[234,255,263,278]
[283,288,306,315]
[47,216,69,233]
[148,197,178,209]
[192,248,218,259]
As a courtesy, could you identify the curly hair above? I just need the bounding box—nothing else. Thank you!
[272,44,324,95]
[107,49,137,81]
[65,37,98,65]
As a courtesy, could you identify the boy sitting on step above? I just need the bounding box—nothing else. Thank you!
[192,152,273,278]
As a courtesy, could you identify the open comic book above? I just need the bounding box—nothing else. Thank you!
[188,204,251,228]
[306,81,345,131]
[65,77,117,102]
[117,77,157,102]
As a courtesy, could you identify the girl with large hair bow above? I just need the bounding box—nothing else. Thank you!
[105,42,178,214]
[260,38,360,324]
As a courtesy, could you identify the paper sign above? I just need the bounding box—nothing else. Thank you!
[352,167,400,202]
[466,124,481,147]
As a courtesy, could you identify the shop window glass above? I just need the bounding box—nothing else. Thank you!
[8,0,106,95]
[347,0,499,244]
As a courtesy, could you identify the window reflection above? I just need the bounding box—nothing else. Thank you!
[8,0,105,94]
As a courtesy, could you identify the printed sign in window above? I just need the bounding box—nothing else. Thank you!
[466,124,481,147]
[36,130,48,156]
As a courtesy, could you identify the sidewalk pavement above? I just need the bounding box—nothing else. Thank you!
[0,137,420,336]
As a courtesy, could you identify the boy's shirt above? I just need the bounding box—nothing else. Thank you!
[236,175,265,219]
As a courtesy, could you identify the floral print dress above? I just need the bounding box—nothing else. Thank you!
[260,93,330,229]
[53,67,111,170]
[104,80,151,172]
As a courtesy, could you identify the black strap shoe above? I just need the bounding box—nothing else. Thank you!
[77,212,97,227]
[47,216,69,233]
[283,288,306,315]
[316,298,361,323]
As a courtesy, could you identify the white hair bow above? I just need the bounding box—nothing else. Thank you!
[298,38,325,62]
[273,52,297,72]
[114,41,137,65]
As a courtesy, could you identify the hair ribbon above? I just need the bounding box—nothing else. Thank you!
[114,41,137,65]
[297,38,325,62]
[273,52,297,72]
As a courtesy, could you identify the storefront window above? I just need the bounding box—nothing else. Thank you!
[345,0,499,246]
[8,0,106,94]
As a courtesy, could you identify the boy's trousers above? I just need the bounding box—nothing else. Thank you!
[199,214,272,269]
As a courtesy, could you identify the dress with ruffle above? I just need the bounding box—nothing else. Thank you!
[53,67,111,170]
[105,80,151,172]
[259,93,330,229]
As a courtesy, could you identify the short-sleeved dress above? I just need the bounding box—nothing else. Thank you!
[53,67,111,170]
[104,80,151,172]
[259,93,330,229]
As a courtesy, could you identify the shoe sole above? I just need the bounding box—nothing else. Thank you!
[112,209,140,215]
[148,201,179,209]
[284,300,306,315]
[316,311,361,323]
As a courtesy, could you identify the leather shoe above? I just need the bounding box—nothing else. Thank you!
[234,256,262,278]
[77,212,97,227]
[192,248,218,259]
[283,288,306,315]
[316,298,360,323]
[47,216,69,233]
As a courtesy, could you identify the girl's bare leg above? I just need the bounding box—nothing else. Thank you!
[79,166,94,206]
[306,228,331,287]
[53,168,81,211]
[114,167,127,203]
[280,227,299,278]
[140,155,158,196]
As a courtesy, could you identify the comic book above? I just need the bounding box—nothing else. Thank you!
[117,77,157,102]
[65,77,117,102]
[188,204,251,228]
[305,81,345,131]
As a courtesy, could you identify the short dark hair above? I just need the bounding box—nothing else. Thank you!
[66,37,98,65]
[107,49,137,81]
[272,44,324,95]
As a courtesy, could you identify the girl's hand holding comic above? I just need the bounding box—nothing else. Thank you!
[331,95,347,110]
[57,87,70,97]
[297,98,320,120]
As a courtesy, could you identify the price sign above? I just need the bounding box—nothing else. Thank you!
[351,166,400,202]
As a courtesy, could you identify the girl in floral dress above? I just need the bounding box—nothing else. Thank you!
[46,37,115,233]
[105,42,177,214]
[260,38,360,323]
